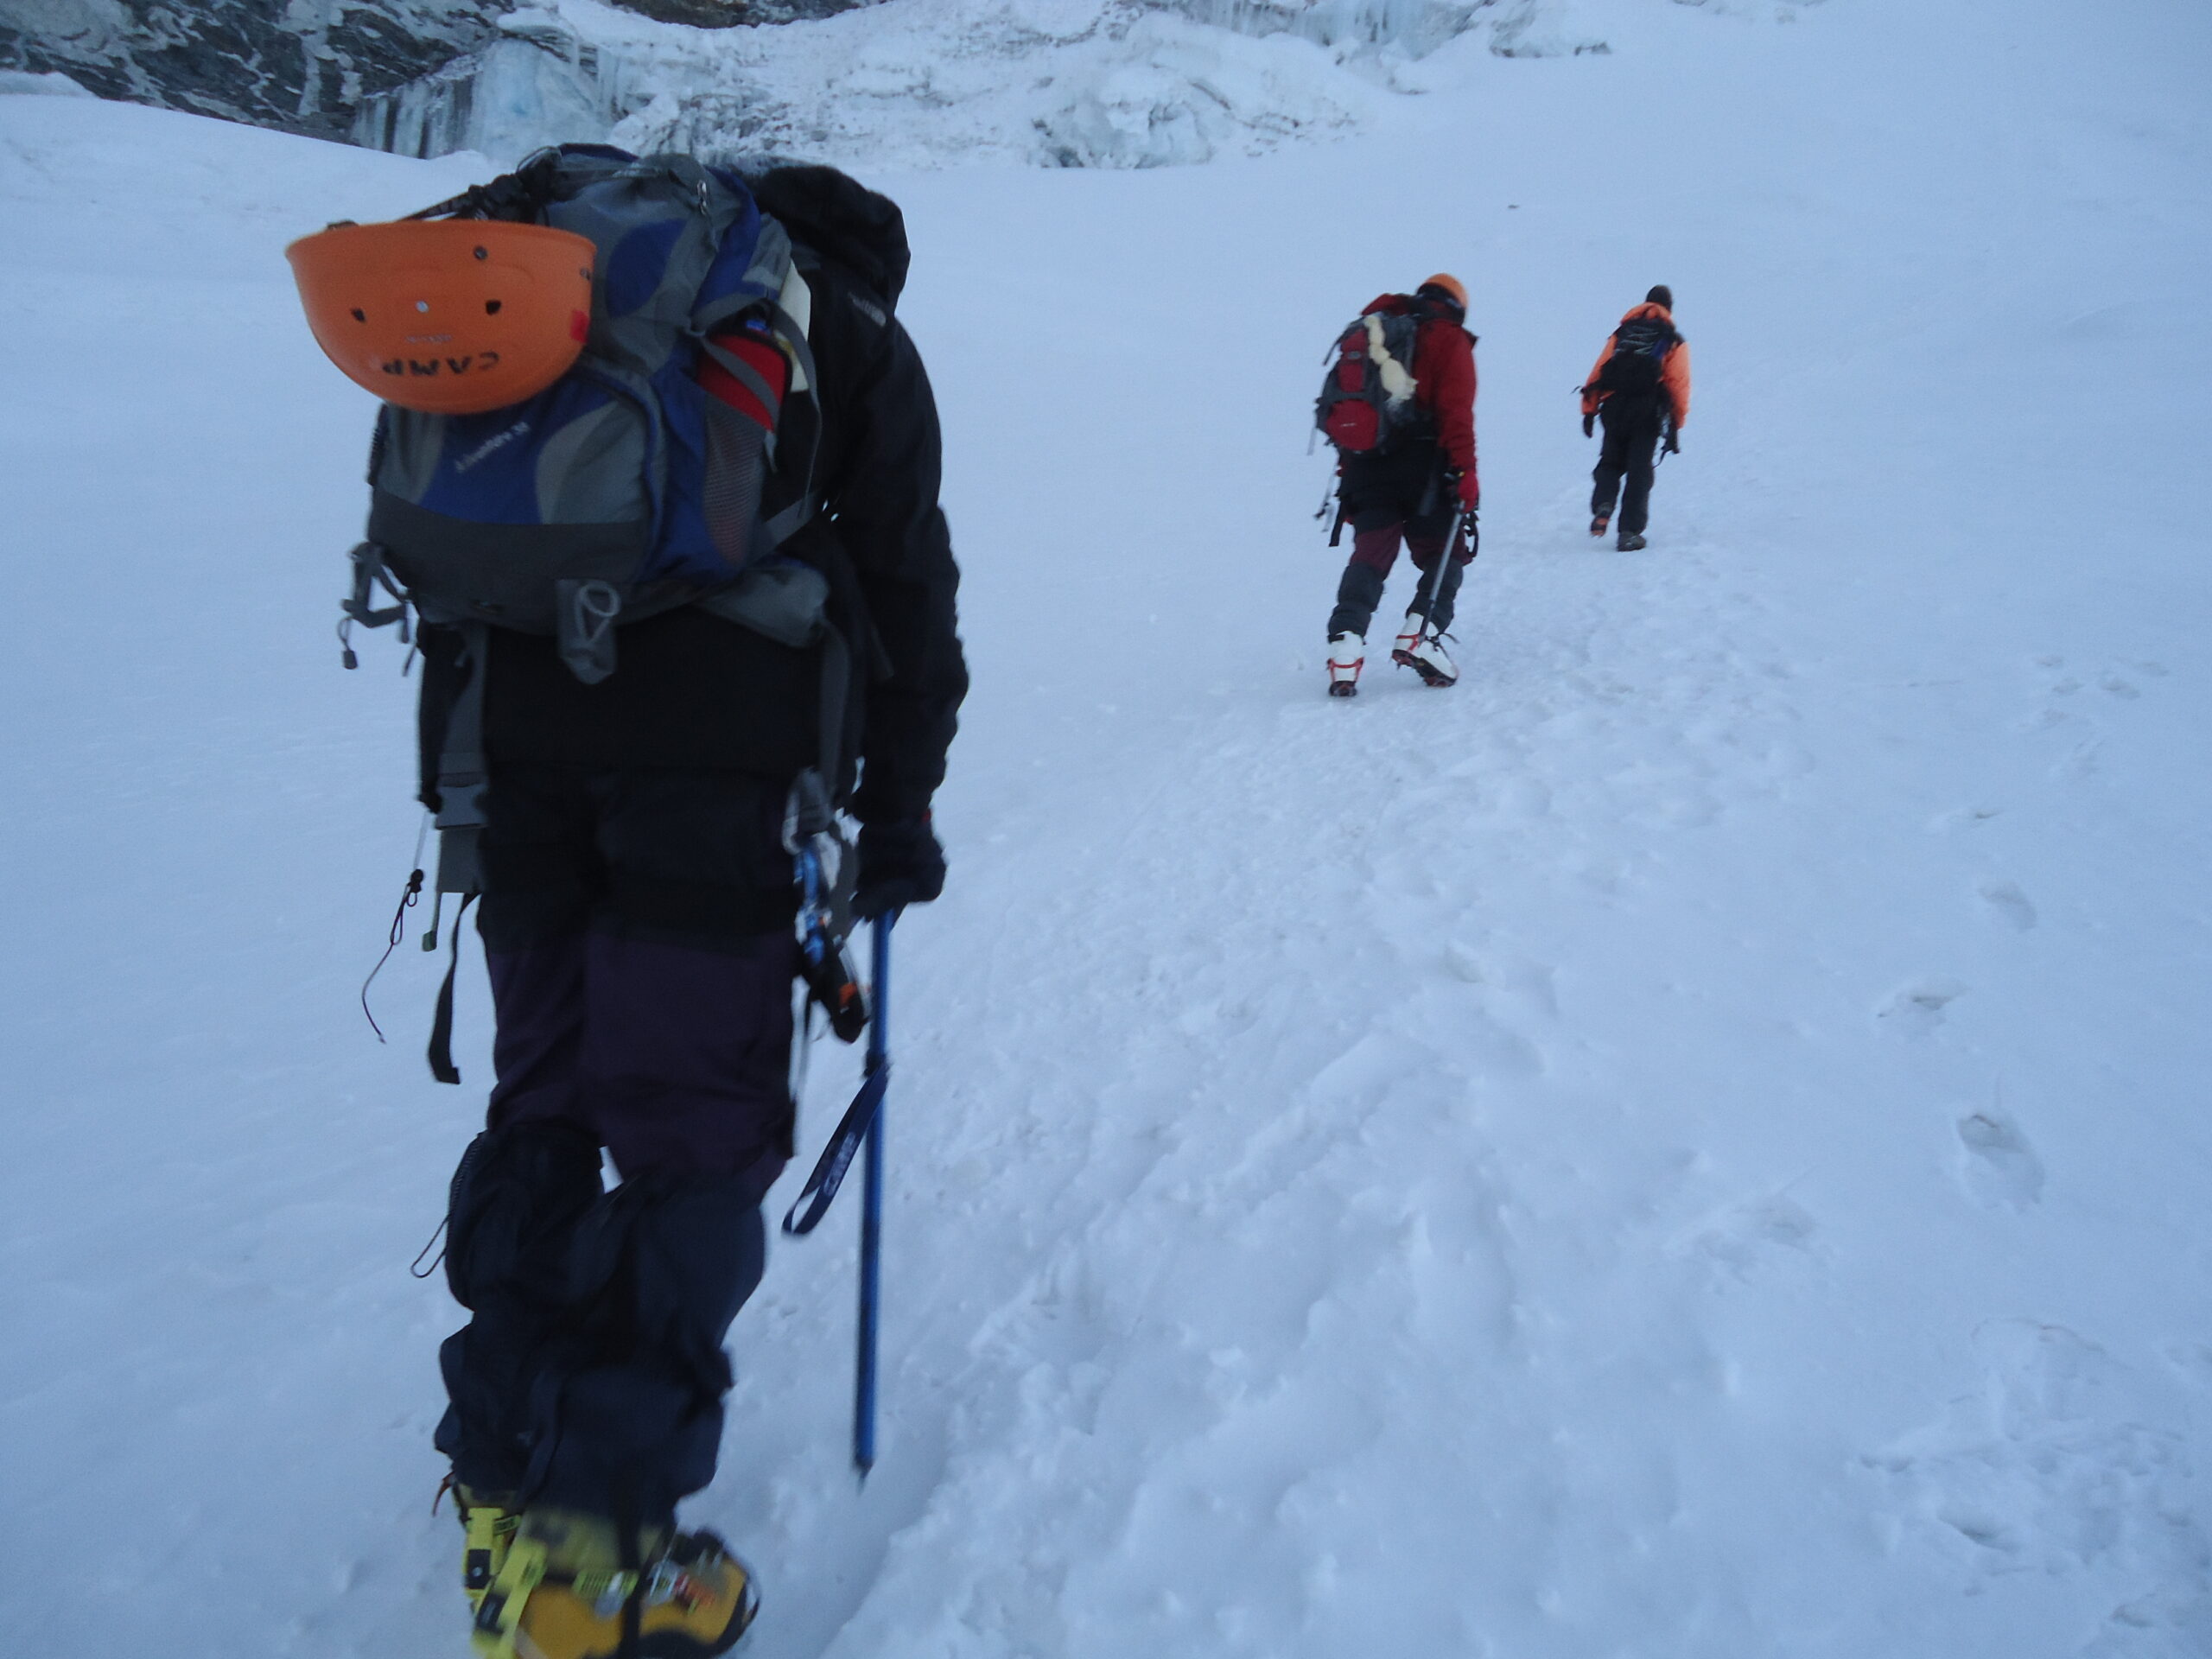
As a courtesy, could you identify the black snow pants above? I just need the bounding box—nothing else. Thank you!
[433,765,798,1529]
[1326,442,1476,639]
[1592,399,1664,536]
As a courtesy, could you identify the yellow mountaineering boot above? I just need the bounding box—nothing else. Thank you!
[440,1479,523,1617]
[470,1506,760,1658]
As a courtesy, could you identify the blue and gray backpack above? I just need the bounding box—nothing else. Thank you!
[338,147,862,1065]
[344,143,828,682]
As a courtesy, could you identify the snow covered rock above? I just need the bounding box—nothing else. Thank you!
[0,0,871,144]
[0,64,89,93]
[0,0,511,138]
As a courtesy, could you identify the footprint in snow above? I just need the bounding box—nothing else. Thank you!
[1878,980,1965,1036]
[1955,1111,2044,1209]
[1863,1321,2207,1617]
[1680,1193,1820,1282]
[1931,804,2003,832]
[2050,738,2102,780]
[2161,1341,2212,1390]
[1306,1032,1443,1107]
[1446,943,1559,1020]
[1976,880,2037,931]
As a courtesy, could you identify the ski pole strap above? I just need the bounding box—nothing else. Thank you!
[780,1052,888,1236]
[428,891,479,1085]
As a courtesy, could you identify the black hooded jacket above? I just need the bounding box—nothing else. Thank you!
[416,165,967,840]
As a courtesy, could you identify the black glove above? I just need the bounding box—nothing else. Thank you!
[1581,412,1595,439]
[1663,427,1681,454]
[853,816,945,918]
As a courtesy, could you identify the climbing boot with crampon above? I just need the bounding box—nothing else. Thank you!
[1393,611,1425,659]
[1591,512,1610,537]
[1616,530,1646,551]
[1325,632,1364,697]
[472,1508,760,1659]
[1393,619,1459,687]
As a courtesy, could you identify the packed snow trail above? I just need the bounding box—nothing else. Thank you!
[3,0,2209,1654]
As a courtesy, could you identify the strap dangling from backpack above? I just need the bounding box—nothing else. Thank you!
[431,621,491,903]
[425,621,489,1084]
[427,893,479,1086]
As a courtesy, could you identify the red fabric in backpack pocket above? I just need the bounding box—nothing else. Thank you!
[696,330,789,430]
[1325,400,1381,452]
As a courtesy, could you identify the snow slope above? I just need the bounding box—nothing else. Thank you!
[2,0,2209,1654]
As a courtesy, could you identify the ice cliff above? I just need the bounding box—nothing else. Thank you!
[3,0,1808,170]
[351,0,1633,170]
[0,0,864,140]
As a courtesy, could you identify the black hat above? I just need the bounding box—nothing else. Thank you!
[1645,284,1674,309]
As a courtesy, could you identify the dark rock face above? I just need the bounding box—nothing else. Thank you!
[585,0,875,28]
[734,0,877,18]
[0,0,507,138]
[614,0,749,27]
[0,0,879,142]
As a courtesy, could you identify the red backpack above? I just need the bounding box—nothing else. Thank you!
[1315,299,1429,454]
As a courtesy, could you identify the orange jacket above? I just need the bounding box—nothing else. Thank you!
[1581,302,1690,428]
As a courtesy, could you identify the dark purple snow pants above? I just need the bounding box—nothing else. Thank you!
[434,766,798,1527]
[1326,442,1476,639]
[1325,523,1475,639]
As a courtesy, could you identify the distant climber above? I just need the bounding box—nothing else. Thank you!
[1313,273,1480,696]
[1580,284,1691,551]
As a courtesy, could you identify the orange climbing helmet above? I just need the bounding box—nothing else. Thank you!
[286,219,596,415]
[1417,272,1468,315]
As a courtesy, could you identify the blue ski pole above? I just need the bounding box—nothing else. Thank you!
[854,912,893,1477]
[779,912,899,1475]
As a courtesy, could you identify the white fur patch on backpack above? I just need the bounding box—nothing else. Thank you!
[1363,313,1418,405]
